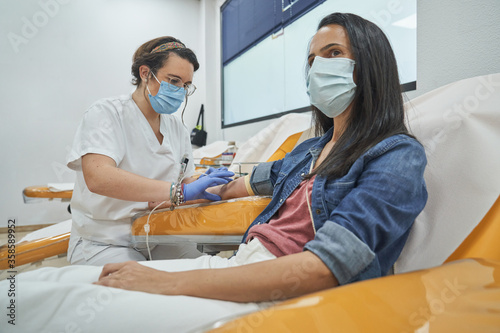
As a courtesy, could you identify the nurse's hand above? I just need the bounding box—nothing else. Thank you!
[199,167,234,182]
[183,169,234,201]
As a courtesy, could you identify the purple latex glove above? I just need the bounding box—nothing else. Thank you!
[184,168,234,201]
[199,167,233,182]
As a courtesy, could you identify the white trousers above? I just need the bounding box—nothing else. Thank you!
[0,239,276,333]
[69,239,204,265]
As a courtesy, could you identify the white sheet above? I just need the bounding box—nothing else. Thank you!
[229,113,313,174]
[47,183,75,192]
[19,219,72,243]
[395,73,500,273]
[0,248,272,333]
[191,113,313,175]
[192,141,233,160]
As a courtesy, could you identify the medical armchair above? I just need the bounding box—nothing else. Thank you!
[203,73,500,332]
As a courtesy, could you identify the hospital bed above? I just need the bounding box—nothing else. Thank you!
[1,73,500,332]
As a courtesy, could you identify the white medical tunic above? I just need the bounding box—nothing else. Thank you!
[66,94,194,257]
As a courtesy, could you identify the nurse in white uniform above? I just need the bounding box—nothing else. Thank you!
[66,36,233,265]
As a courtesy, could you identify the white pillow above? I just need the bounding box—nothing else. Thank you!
[395,73,500,273]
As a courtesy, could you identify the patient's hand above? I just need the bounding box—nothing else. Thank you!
[94,261,178,295]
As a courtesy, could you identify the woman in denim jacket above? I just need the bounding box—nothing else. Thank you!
[7,13,427,331]
[94,12,427,300]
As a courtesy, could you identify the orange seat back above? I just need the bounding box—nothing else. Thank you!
[266,132,303,162]
[445,195,500,262]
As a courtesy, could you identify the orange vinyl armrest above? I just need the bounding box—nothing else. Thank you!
[131,196,271,236]
[23,186,73,200]
[0,232,70,270]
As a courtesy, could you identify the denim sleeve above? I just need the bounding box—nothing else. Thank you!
[304,223,376,284]
[304,138,428,285]
[249,159,284,196]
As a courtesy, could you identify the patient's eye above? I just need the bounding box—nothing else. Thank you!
[330,49,342,57]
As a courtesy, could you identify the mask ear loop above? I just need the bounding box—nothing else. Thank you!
[143,69,155,101]
[150,70,162,84]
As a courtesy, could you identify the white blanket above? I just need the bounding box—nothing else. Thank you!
[0,256,268,333]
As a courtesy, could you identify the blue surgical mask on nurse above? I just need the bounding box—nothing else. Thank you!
[146,70,186,115]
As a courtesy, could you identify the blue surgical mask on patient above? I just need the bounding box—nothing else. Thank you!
[307,57,357,118]
[146,72,186,115]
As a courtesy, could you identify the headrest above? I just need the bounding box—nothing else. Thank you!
[395,73,500,273]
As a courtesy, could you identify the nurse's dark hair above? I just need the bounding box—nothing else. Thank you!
[307,13,413,179]
[131,36,199,86]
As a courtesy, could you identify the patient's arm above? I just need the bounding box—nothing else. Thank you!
[95,250,338,303]
[206,175,251,201]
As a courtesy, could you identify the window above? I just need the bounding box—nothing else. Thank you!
[221,0,417,127]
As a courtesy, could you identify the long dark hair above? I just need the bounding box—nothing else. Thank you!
[308,13,411,179]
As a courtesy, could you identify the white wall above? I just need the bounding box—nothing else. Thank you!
[0,0,202,226]
[406,0,500,100]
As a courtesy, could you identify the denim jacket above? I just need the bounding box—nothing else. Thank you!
[245,128,428,285]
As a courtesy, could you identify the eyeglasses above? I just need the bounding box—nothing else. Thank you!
[164,75,197,96]
[150,70,197,96]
